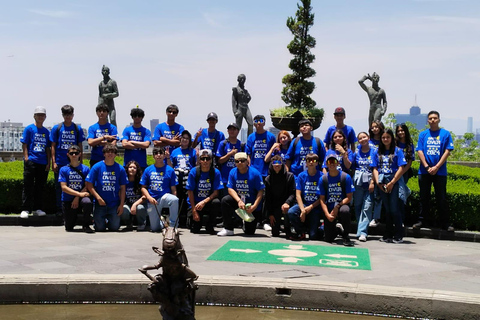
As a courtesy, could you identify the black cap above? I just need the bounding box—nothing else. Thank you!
[227,122,240,130]
[206,112,218,121]
[298,119,312,127]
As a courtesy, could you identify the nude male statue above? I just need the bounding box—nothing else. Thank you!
[98,65,119,127]
[232,74,253,136]
[358,72,387,126]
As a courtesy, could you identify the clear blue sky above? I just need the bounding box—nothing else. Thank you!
[1,0,479,136]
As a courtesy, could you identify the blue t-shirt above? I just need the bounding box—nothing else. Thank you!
[416,128,453,176]
[152,122,185,154]
[140,164,178,200]
[58,164,90,202]
[170,148,197,170]
[296,170,322,206]
[245,131,276,177]
[285,137,326,176]
[86,161,127,207]
[323,125,357,147]
[20,124,51,165]
[371,148,407,175]
[194,129,225,154]
[50,123,85,166]
[216,139,243,184]
[87,122,118,162]
[227,167,265,205]
[125,180,142,206]
[185,167,223,205]
[122,125,152,168]
[369,138,380,149]
[318,173,355,211]
[353,148,374,174]
[322,149,354,172]
[397,142,416,162]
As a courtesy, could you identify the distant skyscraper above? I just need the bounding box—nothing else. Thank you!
[467,117,473,133]
[150,119,159,135]
[395,106,428,131]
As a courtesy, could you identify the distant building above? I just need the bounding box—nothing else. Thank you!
[268,127,280,138]
[0,121,24,152]
[395,106,428,131]
[240,128,248,142]
[467,117,473,133]
[150,119,159,135]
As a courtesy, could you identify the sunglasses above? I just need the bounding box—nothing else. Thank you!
[200,157,211,161]
[68,152,80,156]
[153,152,165,156]
[254,119,265,124]
[306,159,318,163]
[327,159,338,164]
[272,160,282,165]
[235,159,247,164]
[167,110,178,115]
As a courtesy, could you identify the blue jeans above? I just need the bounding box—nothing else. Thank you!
[354,187,373,237]
[287,204,322,240]
[121,203,147,228]
[379,183,403,239]
[93,203,121,232]
[147,193,179,232]
[372,185,383,220]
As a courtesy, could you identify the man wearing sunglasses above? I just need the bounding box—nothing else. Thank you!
[192,112,225,157]
[153,104,184,155]
[245,115,276,178]
[186,149,223,234]
[121,107,151,171]
[218,152,265,236]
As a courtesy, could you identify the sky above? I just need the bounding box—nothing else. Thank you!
[1,0,479,138]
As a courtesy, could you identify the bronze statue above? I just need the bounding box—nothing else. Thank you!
[232,74,253,136]
[139,227,198,320]
[98,65,119,127]
[358,72,387,126]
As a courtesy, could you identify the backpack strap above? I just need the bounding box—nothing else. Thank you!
[322,171,347,198]
[56,122,79,144]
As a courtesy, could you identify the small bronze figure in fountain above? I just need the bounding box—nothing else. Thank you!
[139,227,198,320]
[98,65,119,127]
[358,72,387,126]
[232,74,253,136]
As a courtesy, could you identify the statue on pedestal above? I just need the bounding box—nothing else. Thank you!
[232,74,253,136]
[358,72,387,126]
[98,65,119,127]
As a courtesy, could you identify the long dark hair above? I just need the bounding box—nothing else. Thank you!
[369,120,385,139]
[395,123,414,161]
[126,160,142,194]
[378,128,396,165]
[330,129,348,150]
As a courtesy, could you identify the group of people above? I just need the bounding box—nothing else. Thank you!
[19,103,454,246]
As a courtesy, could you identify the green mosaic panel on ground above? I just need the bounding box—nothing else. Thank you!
[208,240,371,270]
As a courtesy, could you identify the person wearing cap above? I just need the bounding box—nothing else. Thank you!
[59,145,94,233]
[86,144,127,232]
[121,107,151,171]
[87,103,118,167]
[285,119,326,177]
[141,146,179,231]
[50,104,85,217]
[217,122,243,197]
[192,112,225,156]
[319,153,355,246]
[217,152,265,236]
[20,106,51,218]
[152,104,184,155]
[186,149,223,234]
[287,153,323,240]
[245,115,276,178]
[323,107,357,152]
[264,155,296,238]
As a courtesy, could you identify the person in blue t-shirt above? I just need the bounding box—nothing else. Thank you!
[86,144,127,232]
[121,160,148,231]
[217,152,265,236]
[20,106,51,219]
[285,119,326,177]
[245,115,276,178]
[141,147,179,231]
[265,130,292,163]
[121,107,151,170]
[414,111,454,231]
[59,145,93,233]
[51,104,85,216]
[323,107,357,152]
[319,154,355,246]
[87,103,118,167]
[186,149,223,234]
[192,112,225,156]
[216,123,243,197]
[287,153,323,241]
[372,129,407,243]
[322,129,354,174]
[152,104,184,155]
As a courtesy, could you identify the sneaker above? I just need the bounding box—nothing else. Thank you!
[335,223,344,234]
[393,238,403,244]
[263,223,272,231]
[369,219,379,227]
[217,228,234,236]
[359,235,367,242]
[82,226,95,234]
[413,221,423,229]
[379,237,393,243]
[343,238,354,247]
[447,226,455,232]
[32,210,46,217]
[20,211,29,219]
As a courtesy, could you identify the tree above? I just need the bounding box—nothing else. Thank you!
[450,132,480,161]
[281,0,316,111]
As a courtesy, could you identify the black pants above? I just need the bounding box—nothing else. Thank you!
[189,198,220,232]
[221,195,261,235]
[22,160,48,212]
[324,205,351,243]
[418,174,449,228]
[63,198,93,231]
[268,207,291,237]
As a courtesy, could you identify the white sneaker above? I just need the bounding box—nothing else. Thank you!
[20,211,29,219]
[217,228,234,236]
[369,219,378,227]
[359,235,367,242]
[33,210,46,217]
[263,223,272,231]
